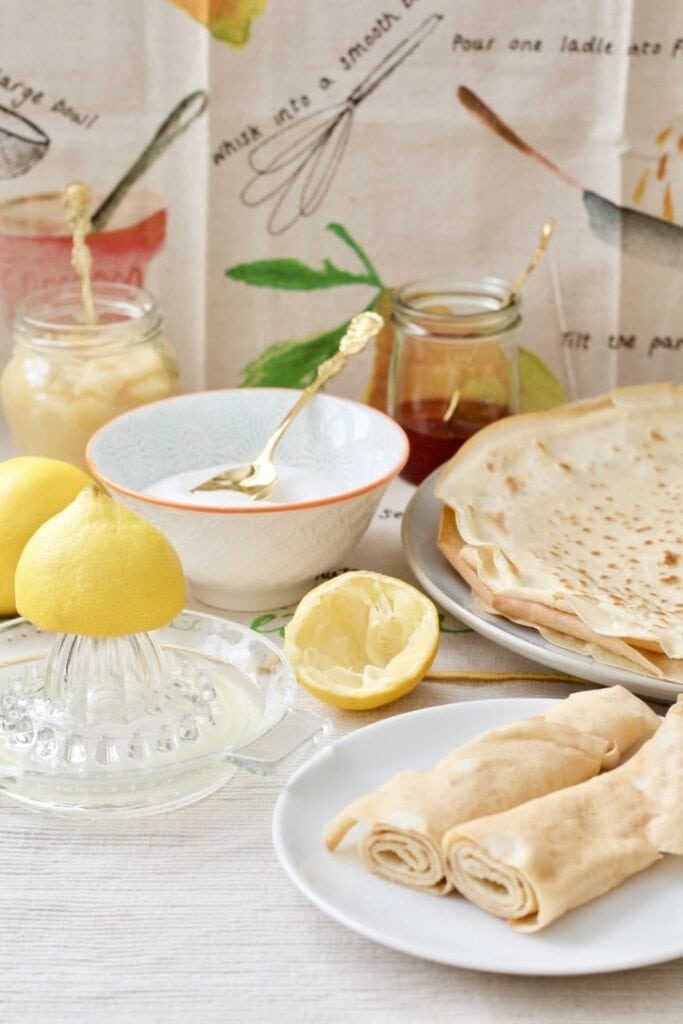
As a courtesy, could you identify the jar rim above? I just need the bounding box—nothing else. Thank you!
[391,276,520,337]
[13,282,162,351]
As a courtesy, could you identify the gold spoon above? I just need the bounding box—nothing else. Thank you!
[191,311,384,500]
[63,180,97,325]
[442,218,556,422]
[500,217,556,308]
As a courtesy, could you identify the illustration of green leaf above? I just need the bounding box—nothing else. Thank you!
[226,257,377,291]
[326,222,385,289]
[241,320,352,388]
[226,222,385,292]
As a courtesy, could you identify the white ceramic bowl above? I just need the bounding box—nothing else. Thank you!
[87,389,409,611]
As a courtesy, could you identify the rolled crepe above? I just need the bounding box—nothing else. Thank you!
[443,696,682,931]
[324,686,659,894]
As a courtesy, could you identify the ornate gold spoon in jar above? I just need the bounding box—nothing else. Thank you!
[63,180,97,324]
[192,310,384,499]
[441,219,556,423]
[500,218,556,309]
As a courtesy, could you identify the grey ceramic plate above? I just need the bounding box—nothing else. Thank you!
[401,469,682,705]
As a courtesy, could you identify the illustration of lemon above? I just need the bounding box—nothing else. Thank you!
[0,456,92,615]
[284,571,439,710]
[169,0,266,46]
[15,486,185,637]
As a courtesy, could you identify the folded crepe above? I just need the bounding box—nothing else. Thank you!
[324,686,659,894]
[434,383,683,684]
[437,507,683,684]
[443,696,683,931]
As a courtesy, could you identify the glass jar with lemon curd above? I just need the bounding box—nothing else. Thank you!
[0,282,180,468]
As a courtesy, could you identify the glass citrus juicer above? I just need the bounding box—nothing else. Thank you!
[0,488,329,817]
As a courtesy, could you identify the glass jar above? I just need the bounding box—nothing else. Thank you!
[0,282,180,469]
[389,277,520,484]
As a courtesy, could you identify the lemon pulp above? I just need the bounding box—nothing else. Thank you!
[284,570,439,710]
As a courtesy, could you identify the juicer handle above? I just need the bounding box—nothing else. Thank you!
[226,708,332,775]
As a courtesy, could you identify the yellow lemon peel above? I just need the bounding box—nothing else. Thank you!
[0,456,92,615]
[284,571,439,710]
[15,486,185,637]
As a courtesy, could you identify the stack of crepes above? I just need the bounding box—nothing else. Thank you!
[324,686,659,894]
[434,383,683,685]
[444,695,683,931]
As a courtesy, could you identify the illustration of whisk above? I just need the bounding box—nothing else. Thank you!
[240,13,443,235]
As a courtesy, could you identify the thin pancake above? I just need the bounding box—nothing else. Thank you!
[435,384,683,660]
[443,697,683,931]
[437,506,683,684]
[324,687,659,894]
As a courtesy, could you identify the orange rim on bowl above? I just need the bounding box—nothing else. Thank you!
[86,389,410,515]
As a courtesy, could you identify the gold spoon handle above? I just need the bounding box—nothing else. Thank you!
[259,311,383,464]
[442,221,555,423]
[63,181,97,326]
[502,219,556,308]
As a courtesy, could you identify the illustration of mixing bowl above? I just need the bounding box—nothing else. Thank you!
[0,190,166,327]
[0,105,50,179]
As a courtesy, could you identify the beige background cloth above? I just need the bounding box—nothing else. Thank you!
[1,0,683,405]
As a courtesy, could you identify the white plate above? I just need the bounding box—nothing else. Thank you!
[272,698,683,975]
[401,469,683,705]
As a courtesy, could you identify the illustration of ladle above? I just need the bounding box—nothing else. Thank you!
[91,89,208,231]
[241,13,443,235]
[458,85,683,269]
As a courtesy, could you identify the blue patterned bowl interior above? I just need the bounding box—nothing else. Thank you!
[88,389,408,494]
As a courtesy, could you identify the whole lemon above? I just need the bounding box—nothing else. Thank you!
[0,456,92,615]
[15,486,186,637]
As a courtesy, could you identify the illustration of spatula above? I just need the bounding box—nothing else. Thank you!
[458,85,683,269]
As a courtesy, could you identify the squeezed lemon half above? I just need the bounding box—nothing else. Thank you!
[283,571,440,710]
[15,486,185,637]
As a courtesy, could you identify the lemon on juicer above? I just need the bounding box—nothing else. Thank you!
[15,486,185,637]
[284,570,440,710]
[0,456,92,615]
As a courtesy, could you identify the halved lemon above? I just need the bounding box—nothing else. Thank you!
[15,486,185,638]
[283,571,440,710]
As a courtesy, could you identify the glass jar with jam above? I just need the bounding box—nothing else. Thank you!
[388,277,520,484]
[0,282,180,469]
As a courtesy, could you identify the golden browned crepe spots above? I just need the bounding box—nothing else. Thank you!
[435,384,683,684]
[323,687,659,894]
[443,696,683,931]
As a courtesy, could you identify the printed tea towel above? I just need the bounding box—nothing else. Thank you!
[0,0,682,407]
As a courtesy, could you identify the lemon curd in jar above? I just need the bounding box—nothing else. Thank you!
[0,282,179,468]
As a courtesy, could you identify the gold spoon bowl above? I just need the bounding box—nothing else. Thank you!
[191,310,384,499]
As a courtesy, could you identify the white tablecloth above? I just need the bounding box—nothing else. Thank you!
[0,445,681,1022]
